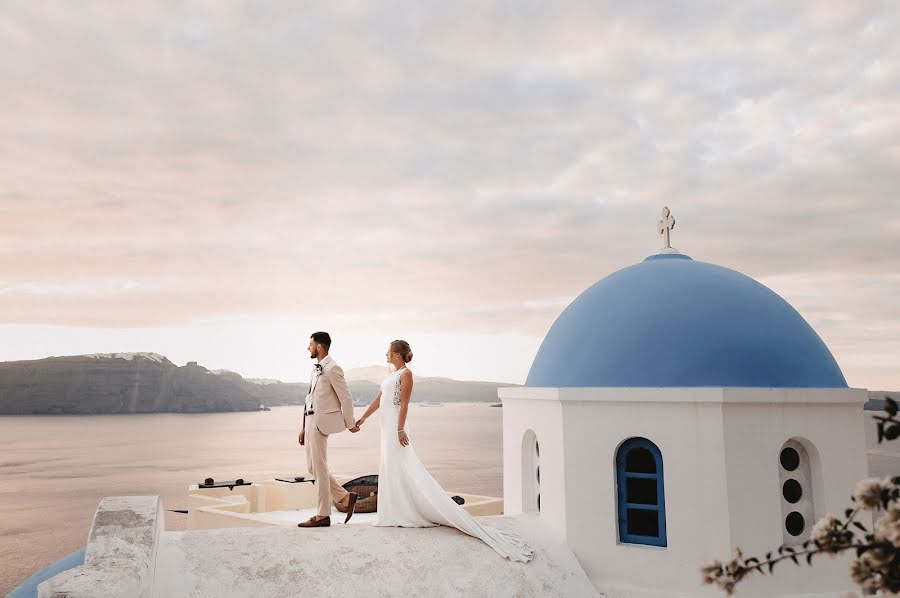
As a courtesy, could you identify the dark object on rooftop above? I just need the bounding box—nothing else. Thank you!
[199,479,252,490]
[451,495,465,505]
[275,476,314,484]
[336,475,379,514]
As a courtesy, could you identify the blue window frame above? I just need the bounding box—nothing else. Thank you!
[616,437,667,547]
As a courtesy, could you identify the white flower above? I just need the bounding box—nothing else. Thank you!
[850,555,876,591]
[699,549,745,596]
[811,514,852,554]
[850,546,893,596]
[853,477,894,510]
[875,505,900,547]
[700,560,723,585]
[861,545,892,570]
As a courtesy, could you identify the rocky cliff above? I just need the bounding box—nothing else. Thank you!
[0,354,265,414]
[0,354,516,414]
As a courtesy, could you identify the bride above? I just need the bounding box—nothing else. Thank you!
[354,340,533,563]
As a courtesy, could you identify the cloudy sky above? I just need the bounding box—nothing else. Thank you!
[0,2,898,386]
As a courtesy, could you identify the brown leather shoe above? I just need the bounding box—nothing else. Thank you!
[297,516,330,528]
[343,492,358,524]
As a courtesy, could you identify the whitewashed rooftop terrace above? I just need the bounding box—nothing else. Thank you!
[38,496,599,598]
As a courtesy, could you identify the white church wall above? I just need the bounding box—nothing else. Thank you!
[501,386,870,597]
[559,392,732,595]
[502,387,735,595]
[719,388,868,596]
[500,389,567,538]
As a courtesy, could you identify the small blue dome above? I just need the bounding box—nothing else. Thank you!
[526,253,847,388]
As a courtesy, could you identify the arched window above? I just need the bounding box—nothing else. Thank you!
[521,430,540,513]
[616,438,666,547]
[778,439,815,545]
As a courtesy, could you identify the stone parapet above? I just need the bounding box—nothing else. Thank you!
[38,496,163,598]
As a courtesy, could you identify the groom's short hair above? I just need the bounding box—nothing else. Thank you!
[311,331,332,349]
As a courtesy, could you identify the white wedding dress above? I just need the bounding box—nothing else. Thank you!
[372,368,533,562]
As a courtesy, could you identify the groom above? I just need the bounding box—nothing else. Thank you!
[297,331,359,528]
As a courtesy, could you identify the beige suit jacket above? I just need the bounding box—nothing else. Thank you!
[302,355,355,436]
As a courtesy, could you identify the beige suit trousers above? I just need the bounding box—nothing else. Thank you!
[306,419,349,517]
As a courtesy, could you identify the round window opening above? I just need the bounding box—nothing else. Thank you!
[780,447,800,471]
[782,479,803,504]
[785,511,805,536]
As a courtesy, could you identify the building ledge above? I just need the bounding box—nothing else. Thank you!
[500,386,869,405]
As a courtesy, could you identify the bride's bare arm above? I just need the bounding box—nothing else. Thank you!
[397,369,414,446]
[356,391,381,427]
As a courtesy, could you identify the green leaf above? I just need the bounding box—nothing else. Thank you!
[885,396,898,416]
[806,552,814,565]
[790,554,799,565]
[853,521,868,532]
[885,424,900,441]
[845,508,854,518]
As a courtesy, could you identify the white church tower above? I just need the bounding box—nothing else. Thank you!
[500,208,869,597]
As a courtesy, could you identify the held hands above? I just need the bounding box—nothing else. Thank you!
[398,430,409,447]
[349,426,360,433]
[354,417,366,428]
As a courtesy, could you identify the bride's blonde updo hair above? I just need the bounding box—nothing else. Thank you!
[390,340,413,363]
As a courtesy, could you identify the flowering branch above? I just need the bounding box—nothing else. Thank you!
[701,506,862,594]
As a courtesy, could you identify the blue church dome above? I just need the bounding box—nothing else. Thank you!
[526,252,848,388]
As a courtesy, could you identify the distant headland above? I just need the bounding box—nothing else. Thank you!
[0,353,515,414]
